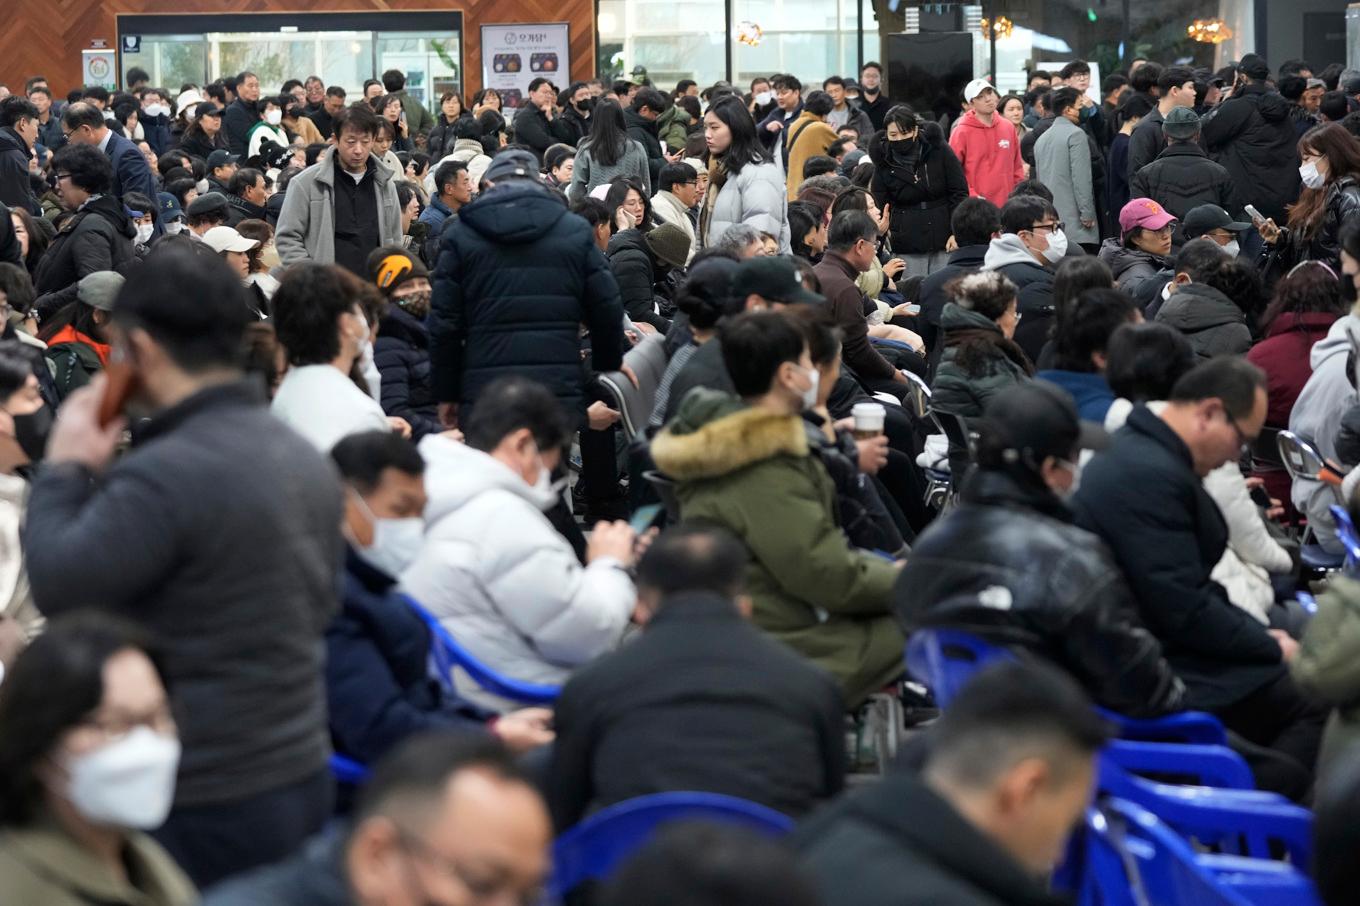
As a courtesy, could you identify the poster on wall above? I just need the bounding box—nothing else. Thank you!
[82,48,119,91]
[480,23,570,121]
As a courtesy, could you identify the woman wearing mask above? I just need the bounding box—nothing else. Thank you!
[0,614,196,906]
[932,270,1032,421]
[178,103,227,161]
[1259,123,1360,275]
[244,96,291,168]
[567,99,651,201]
[425,92,472,161]
[0,347,48,641]
[269,264,405,453]
[368,249,440,441]
[122,192,158,256]
[699,95,790,254]
[748,77,776,124]
[868,105,968,279]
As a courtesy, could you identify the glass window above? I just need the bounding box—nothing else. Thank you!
[598,0,727,86]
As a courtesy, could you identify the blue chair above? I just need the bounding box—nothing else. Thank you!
[401,594,561,706]
[1329,504,1360,573]
[1104,740,1254,791]
[329,753,369,785]
[549,792,794,898]
[905,628,1227,744]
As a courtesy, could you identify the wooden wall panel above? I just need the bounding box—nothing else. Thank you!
[0,0,594,100]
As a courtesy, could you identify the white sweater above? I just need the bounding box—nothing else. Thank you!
[270,364,390,453]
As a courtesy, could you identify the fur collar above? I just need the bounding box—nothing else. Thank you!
[651,403,808,481]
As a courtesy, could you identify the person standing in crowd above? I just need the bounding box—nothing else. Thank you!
[1202,54,1300,231]
[650,161,699,258]
[418,160,472,238]
[307,86,346,141]
[559,83,594,147]
[515,78,577,165]
[548,525,846,829]
[757,74,804,153]
[1130,107,1237,235]
[1257,123,1360,274]
[1035,87,1098,253]
[222,71,260,157]
[1108,93,1154,217]
[651,311,902,706]
[797,662,1108,906]
[700,96,790,253]
[425,91,471,161]
[624,87,673,186]
[567,99,651,200]
[784,90,839,200]
[60,102,158,215]
[200,735,551,906]
[950,79,1025,207]
[982,194,1065,361]
[369,249,441,441]
[918,198,1001,353]
[822,76,871,137]
[1126,66,1197,180]
[0,97,39,215]
[0,614,197,906]
[276,105,403,277]
[381,69,434,138]
[23,246,344,886]
[33,146,135,296]
[858,62,892,131]
[430,148,626,429]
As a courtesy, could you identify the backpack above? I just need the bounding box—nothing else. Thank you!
[44,341,103,403]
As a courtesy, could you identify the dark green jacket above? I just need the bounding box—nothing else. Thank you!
[1294,575,1360,783]
[931,302,1032,419]
[651,389,902,704]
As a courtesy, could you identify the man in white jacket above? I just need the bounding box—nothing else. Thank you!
[650,161,699,263]
[401,377,640,709]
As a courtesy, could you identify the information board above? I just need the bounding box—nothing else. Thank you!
[480,22,570,119]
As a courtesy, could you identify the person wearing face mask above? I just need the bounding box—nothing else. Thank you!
[982,194,1067,361]
[367,250,441,440]
[1035,88,1099,254]
[895,379,1185,718]
[270,263,404,453]
[122,190,159,255]
[402,377,640,709]
[652,311,903,706]
[857,62,892,132]
[1098,197,1176,311]
[0,614,196,906]
[1257,123,1360,277]
[1182,203,1250,260]
[558,81,594,146]
[0,347,48,642]
[244,96,291,170]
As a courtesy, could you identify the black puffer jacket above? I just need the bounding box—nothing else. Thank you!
[425,112,475,161]
[429,180,625,418]
[623,108,667,186]
[1129,143,1238,227]
[1154,282,1252,360]
[1098,239,1171,312]
[1202,82,1300,224]
[895,468,1185,716]
[0,127,36,214]
[804,415,908,557]
[867,124,969,255]
[1269,176,1360,274]
[33,195,136,295]
[606,227,671,332]
[374,304,440,441]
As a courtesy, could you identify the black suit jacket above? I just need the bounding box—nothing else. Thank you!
[546,592,846,830]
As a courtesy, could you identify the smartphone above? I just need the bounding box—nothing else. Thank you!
[905,303,922,315]
[1244,204,1265,225]
[97,353,139,428]
[1249,485,1271,509]
[629,502,663,534]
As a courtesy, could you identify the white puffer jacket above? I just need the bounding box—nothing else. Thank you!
[702,157,790,253]
[399,435,635,709]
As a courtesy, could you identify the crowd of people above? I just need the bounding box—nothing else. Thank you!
[0,45,1359,906]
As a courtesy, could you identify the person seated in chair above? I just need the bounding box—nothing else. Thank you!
[1036,287,1141,422]
[651,310,902,706]
[895,380,1186,717]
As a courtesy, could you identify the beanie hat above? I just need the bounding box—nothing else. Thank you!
[645,222,693,268]
[373,250,429,295]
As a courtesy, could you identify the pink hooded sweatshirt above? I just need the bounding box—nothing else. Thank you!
[948,110,1025,208]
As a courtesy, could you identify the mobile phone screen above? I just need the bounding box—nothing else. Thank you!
[629,502,663,534]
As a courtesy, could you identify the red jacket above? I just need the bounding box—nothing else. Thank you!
[1246,310,1340,427]
[948,110,1024,208]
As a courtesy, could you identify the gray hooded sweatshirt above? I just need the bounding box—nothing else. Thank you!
[1289,314,1360,552]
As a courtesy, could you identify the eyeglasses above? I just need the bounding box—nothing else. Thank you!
[1030,221,1064,234]
[1225,412,1254,457]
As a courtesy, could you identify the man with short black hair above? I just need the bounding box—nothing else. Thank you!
[982,194,1064,360]
[1037,288,1139,419]
[419,159,472,235]
[514,77,576,165]
[1202,54,1300,226]
[225,166,267,225]
[276,104,403,275]
[1127,66,1197,179]
[34,144,136,294]
[222,70,261,157]
[917,197,1000,355]
[25,245,345,886]
[201,734,552,906]
[626,86,673,185]
[651,161,699,256]
[0,95,40,213]
[1153,238,1251,356]
[1131,106,1238,230]
[548,524,847,829]
[308,85,346,140]
[758,74,805,150]
[61,100,158,215]
[797,660,1109,905]
[1076,357,1326,795]
[858,62,891,131]
[822,75,873,137]
[381,67,434,137]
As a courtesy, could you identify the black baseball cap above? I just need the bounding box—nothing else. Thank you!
[1237,54,1271,81]
[206,149,239,169]
[194,101,222,120]
[981,382,1107,468]
[731,256,824,306]
[1182,204,1251,239]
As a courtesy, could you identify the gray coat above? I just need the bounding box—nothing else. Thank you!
[1034,116,1097,246]
[701,158,790,253]
[565,138,652,201]
[275,146,403,268]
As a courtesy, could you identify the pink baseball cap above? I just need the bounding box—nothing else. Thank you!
[1119,198,1176,236]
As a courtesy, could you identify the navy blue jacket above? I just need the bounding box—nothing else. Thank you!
[327,549,491,766]
[374,305,440,441]
[105,130,157,205]
[429,180,625,417]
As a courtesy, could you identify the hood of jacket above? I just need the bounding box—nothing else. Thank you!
[941,301,1003,334]
[1156,282,1245,332]
[81,193,137,239]
[451,138,487,160]
[1098,238,1169,278]
[651,388,807,481]
[418,434,556,523]
[457,180,569,244]
[984,233,1043,270]
[606,226,651,260]
[1311,313,1360,370]
[957,109,1001,132]
[1266,310,1340,339]
[1238,82,1290,123]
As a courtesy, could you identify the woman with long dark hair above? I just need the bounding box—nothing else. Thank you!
[699,96,789,253]
[567,99,650,201]
[1260,123,1360,273]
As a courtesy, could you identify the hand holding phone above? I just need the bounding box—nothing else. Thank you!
[98,351,139,428]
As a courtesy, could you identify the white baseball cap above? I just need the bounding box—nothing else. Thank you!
[201,226,259,255]
[963,78,997,102]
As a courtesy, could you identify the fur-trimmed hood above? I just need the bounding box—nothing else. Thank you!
[651,388,808,481]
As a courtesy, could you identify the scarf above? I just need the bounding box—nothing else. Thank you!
[698,156,728,246]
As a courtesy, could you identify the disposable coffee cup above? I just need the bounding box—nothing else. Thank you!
[852,402,886,439]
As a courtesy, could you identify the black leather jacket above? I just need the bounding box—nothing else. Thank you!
[893,468,1185,716]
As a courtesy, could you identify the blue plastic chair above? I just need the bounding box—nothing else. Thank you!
[401,594,561,705]
[548,792,794,898]
[905,628,1227,744]
[1329,504,1360,573]
[329,753,370,785]
[1104,739,1255,791]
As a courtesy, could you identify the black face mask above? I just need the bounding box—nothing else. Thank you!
[574,100,591,112]
[12,405,51,462]
[1344,274,1359,305]
[287,105,304,120]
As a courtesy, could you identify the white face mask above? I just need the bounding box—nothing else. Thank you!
[164,220,185,236]
[1055,458,1082,500]
[145,104,166,118]
[195,178,209,195]
[135,223,154,244]
[1041,227,1068,264]
[755,91,773,106]
[794,365,819,410]
[1161,280,1175,302]
[1300,160,1325,190]
[1220,239,1240,258]
[131,122,145,142]
[265,109,283,126]
[65,726,181,829]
